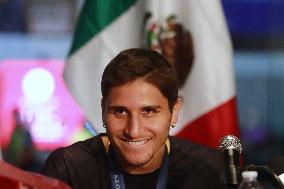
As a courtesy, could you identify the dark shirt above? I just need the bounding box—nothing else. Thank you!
[43,134,224,189]
[124,169,159,189]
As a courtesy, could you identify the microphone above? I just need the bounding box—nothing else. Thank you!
[268,156,284,186]
[219,135,243,189]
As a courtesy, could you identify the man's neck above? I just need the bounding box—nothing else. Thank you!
[119,146,166,174]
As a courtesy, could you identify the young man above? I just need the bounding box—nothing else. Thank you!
[43,48,224,189]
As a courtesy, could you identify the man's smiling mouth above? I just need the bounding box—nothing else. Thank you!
[125,139,149,146]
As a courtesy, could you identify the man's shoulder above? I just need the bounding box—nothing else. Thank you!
[169,136,224,172]
[168,136,224,189]
[46,134,106,164]
[43,134,109,188]
[169,136,220,155]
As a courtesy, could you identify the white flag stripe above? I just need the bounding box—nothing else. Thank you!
[170,0,235,134]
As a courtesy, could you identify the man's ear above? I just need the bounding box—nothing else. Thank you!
[101,98,106,124]
[171,97,182,124]
[101,97,105,114]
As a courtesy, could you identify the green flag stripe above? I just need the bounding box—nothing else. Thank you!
[69,0,138,55]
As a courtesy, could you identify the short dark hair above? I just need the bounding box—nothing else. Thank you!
[101,48,179,111]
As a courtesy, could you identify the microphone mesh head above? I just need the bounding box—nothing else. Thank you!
[219,135,242,153]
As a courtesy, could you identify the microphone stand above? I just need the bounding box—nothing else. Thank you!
[221,149,242,189]
[219,135,243,189]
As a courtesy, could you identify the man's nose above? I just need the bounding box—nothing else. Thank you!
[124,113,141,138]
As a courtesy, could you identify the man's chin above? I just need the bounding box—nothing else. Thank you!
[122,153,153,169]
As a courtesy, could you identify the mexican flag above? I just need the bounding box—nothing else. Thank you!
[64,0,240,148]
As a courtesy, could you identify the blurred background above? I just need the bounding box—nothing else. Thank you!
[0,0,283,172]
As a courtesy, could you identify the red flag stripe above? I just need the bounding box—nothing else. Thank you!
[175,97,240,148]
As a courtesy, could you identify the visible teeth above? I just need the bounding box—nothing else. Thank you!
[126,140,147,146]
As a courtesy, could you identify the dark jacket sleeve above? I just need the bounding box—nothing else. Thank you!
[168,136,225,189]
[41,137,111,189]
[42,148,72,187]
[179,162,225,189]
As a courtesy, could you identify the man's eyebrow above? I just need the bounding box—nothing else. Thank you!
[142,105,162,109]
[107,105,162,110]
[107,106,128,110]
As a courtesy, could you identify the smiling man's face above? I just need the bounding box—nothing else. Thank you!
[102,79,180,174]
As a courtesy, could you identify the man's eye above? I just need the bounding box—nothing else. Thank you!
[113,108,127,116]
[142,108,156,115]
